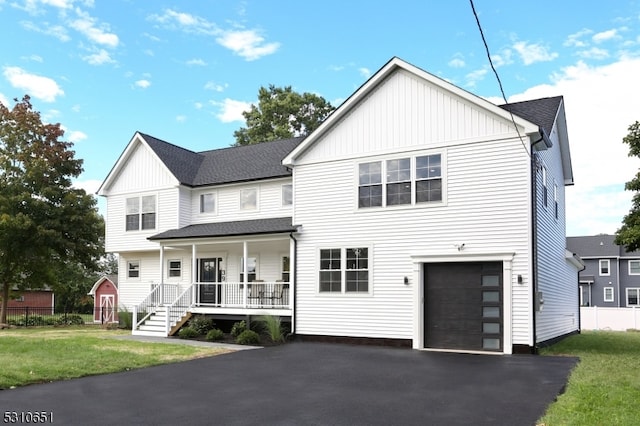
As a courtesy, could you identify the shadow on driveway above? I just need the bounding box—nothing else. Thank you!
[0,342,577,426]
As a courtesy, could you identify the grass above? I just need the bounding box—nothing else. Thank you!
[538,330,640,426]
[0,326,232,389]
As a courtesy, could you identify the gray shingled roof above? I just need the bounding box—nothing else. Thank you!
[566,234,640,258]
[499,96,563,137]
[149,217,297,240]
[140,133,304,187]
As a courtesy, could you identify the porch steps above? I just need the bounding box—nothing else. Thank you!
[132,307,191,337]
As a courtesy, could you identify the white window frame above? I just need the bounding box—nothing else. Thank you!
[240,256,258,282]
[603,286,614,302]
[168,259,182,279]
[317,246,372,295]
[281,184,293,207]
[280,254,290,282]
[626,288,640,306]
[240,188,258,211]
[128,260,140,280]
[628,260,640,275]
[553,182,559,219]
[199,192,217,214]
[125,195,157,231]
[599,259,610,276]
[541,166,548,208]
[357,152,444,210]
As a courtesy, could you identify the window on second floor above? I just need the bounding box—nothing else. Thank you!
[126,195,156,231]
[200,193,216,214]
[358,154,442,209]
[282,184,292,206]
[629,260,640,275]
[240,188,258,211]
[599,259,610,276]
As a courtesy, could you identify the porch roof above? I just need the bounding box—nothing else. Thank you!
[148,217,297,241]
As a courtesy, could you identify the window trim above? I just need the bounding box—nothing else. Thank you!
[626,288,640,306]
[240,256,258,282]
[280,254,290,283]
[603,286,614,302]
[553,182,559,219]
[240,187,259,211]
[125,195,157,231]
[629,260,640,275]
[281,184,293,207]
[317,245,372,295]
[128,260,140,280]
[541,166,548,208]
[356,151,444,211]
[599,259,610,276]
[199,192,217,215]
[167,259,182,279]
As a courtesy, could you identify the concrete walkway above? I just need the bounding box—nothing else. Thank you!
[0,342,577,426]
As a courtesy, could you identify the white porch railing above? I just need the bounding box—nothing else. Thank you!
[132,283,180,331]
[193,281,290,308]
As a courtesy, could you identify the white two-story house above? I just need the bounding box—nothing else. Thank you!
[99,57,581,354]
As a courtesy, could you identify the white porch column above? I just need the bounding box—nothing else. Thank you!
[289,235,296,325]
[192,244,197,305]
[243,240,248,305]
[159,244,165,303]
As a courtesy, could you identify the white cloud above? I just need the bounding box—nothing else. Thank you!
[20,20,71,42]
[215,98,251,123]
[187,58,206,66]
[216,29,280,61]
[82,48,115,65]
[176,115,186,123]
[448,58,466,68]
[465,68,487,87]
[148,9,218,36]
[564,29,593,48]
[0,93,8,107]
[512,41,559,65]
[69,9,119,48]
[577,47,609,60]
[2,66,64,102]
[135,79,151,89]
[204,81,226,92]
[358,67,371,78]
[67,130,87,142]
[505,58,640,235]
[73,178,102,195]
[593,29,619,43]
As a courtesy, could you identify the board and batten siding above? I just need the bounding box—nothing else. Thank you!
[293,137,532,341]
[298,70,519,165]
[534,118,580,343]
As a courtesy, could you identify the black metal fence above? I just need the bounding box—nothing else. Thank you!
[3,306,119,327]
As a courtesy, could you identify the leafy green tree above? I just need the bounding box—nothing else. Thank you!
[616,121,640,251]
[233,85,335,146]
[0,95,104,323]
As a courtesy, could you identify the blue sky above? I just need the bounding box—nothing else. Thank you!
[1,0,640,237]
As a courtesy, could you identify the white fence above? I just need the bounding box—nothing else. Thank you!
[580,306,640,331]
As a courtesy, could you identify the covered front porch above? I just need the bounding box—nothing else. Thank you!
[132,218,297,336]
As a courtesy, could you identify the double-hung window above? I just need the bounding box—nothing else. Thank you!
[358,154,442,209]
[541,167,548,207]
[629,260,640,275]
[128,261,140,279]
[126,195,156,231]
[603,287,614,302]
[627,288,640,306]
[241,188,258,211]
[319,247,370,293]
[599,259,610,276]
[282,184,293,206]
[553,182,559,219]
[168,260,182,278]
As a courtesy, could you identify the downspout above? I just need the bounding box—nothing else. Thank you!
[289,232,298,336]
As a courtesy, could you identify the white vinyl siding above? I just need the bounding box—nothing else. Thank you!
[533,111,580,345]
[293,136,531,341]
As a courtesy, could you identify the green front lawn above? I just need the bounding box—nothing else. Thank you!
[538,331,640,425]
[0,327,230,389]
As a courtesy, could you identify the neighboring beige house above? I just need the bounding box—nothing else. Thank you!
[99,57,581,354]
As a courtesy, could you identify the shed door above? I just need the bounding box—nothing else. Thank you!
[424,262,503,352]
[100,294,115,323]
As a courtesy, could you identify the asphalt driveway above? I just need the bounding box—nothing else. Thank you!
[0,342,577,426]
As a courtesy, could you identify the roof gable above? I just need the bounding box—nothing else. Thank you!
[283,57,541,166]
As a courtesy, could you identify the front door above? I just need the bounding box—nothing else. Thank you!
[424,262,503,352]
[199,258,222,304]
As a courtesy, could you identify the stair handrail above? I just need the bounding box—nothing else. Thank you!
[132,283,164,331]
[165,285,195,334]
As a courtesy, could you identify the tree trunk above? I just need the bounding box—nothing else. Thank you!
[0,283,8,324]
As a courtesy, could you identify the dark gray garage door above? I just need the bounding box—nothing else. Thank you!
[424,262,503,352]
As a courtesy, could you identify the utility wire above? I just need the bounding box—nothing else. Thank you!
[469,0,531,158]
